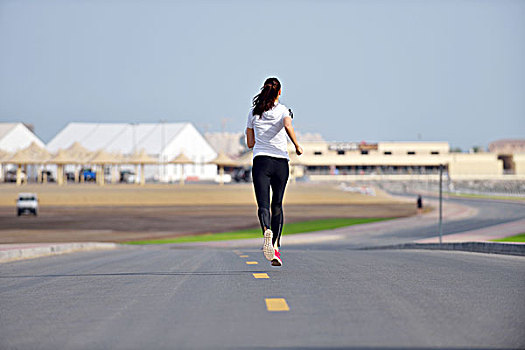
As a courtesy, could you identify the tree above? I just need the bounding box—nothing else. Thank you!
[471,146,483,153]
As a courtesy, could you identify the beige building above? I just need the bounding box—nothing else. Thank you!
[514,154,525,176]
[287,141,524,181]
[487,139,525,175]
[489,139,525,154]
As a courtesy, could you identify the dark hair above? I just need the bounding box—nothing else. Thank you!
[252,77,281,117]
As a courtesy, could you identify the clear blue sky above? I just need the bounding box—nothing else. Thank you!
[0,0,524,150]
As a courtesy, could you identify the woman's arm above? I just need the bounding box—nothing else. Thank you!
[283,117,303,155]
[246,128,255,149]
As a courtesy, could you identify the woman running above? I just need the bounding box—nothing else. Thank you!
[245,77,303,266]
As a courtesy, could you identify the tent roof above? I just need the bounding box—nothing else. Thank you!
[170,153,193,164]
[0,123,17,141]
[0,149,12,162]
[64,142,93,163]
[236,152,253,166]
[66,142,90,155]
[0,123,46,152]
[7,142,50,164]
[25,142,51,160]
[47,122,189,155]
[209,152,238,167]
[8,149,36,164]
[126,149,157,164]
[49,149,79,164]
[89,150,121,164]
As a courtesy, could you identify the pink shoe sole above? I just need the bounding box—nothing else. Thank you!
[263,229,274,261]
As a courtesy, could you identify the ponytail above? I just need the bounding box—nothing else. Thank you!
[252,77,281,118]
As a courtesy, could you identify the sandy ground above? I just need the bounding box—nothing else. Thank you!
[0,183,401,206]
[0,183,416,243]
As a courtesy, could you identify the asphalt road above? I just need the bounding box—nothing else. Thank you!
[1,196,524,349]
[1,247,524,349]
[402,195,525,238]
[308,195,525,250]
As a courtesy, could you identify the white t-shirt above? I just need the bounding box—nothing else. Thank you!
[246,102,291,160]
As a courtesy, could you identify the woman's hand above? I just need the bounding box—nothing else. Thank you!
[295,145,303,156]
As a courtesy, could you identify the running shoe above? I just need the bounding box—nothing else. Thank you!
[263,229,274,261]
[271,249,282,266]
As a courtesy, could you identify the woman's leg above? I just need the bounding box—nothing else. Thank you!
[252,156,272,234]
[270,158,289,247]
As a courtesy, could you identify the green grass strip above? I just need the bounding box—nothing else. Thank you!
[125,217,394,245]
[491,233,525,243]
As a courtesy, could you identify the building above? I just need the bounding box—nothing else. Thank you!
[0,123,46,181]
[488,139,525,175]
[489,139,525,154]
[205,132,245,156]
[0,123,45,152]
[47,122,217,182]
[289,141,524,181]
[205,131,326,158]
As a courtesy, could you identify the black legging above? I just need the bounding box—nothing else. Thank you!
[252,155,289,247]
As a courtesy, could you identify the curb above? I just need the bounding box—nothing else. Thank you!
[360,242,525,257]
[0,242,120,263]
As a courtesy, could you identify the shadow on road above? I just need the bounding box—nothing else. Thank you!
[247,348,517,350]
[0,270,267,278]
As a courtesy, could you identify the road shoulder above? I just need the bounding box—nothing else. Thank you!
[0,242,120,263]
[361,242,525,257]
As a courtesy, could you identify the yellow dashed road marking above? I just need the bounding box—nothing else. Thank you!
[265,298,289,311]
[246,261,258,265]
[239,255,249,258]
[252,273,269,279]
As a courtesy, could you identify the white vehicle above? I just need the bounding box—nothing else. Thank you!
[214,173,232,184]
[16,193,39,216]
[120,170,136,183]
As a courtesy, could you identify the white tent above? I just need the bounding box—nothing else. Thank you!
[47,122,218,182]
[0,123,45,152]
[0,123,46,181]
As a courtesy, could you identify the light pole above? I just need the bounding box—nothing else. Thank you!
[160,119,166,182]
[130,123,138,184]
[438,164,443,244]
[131,123,137,154]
